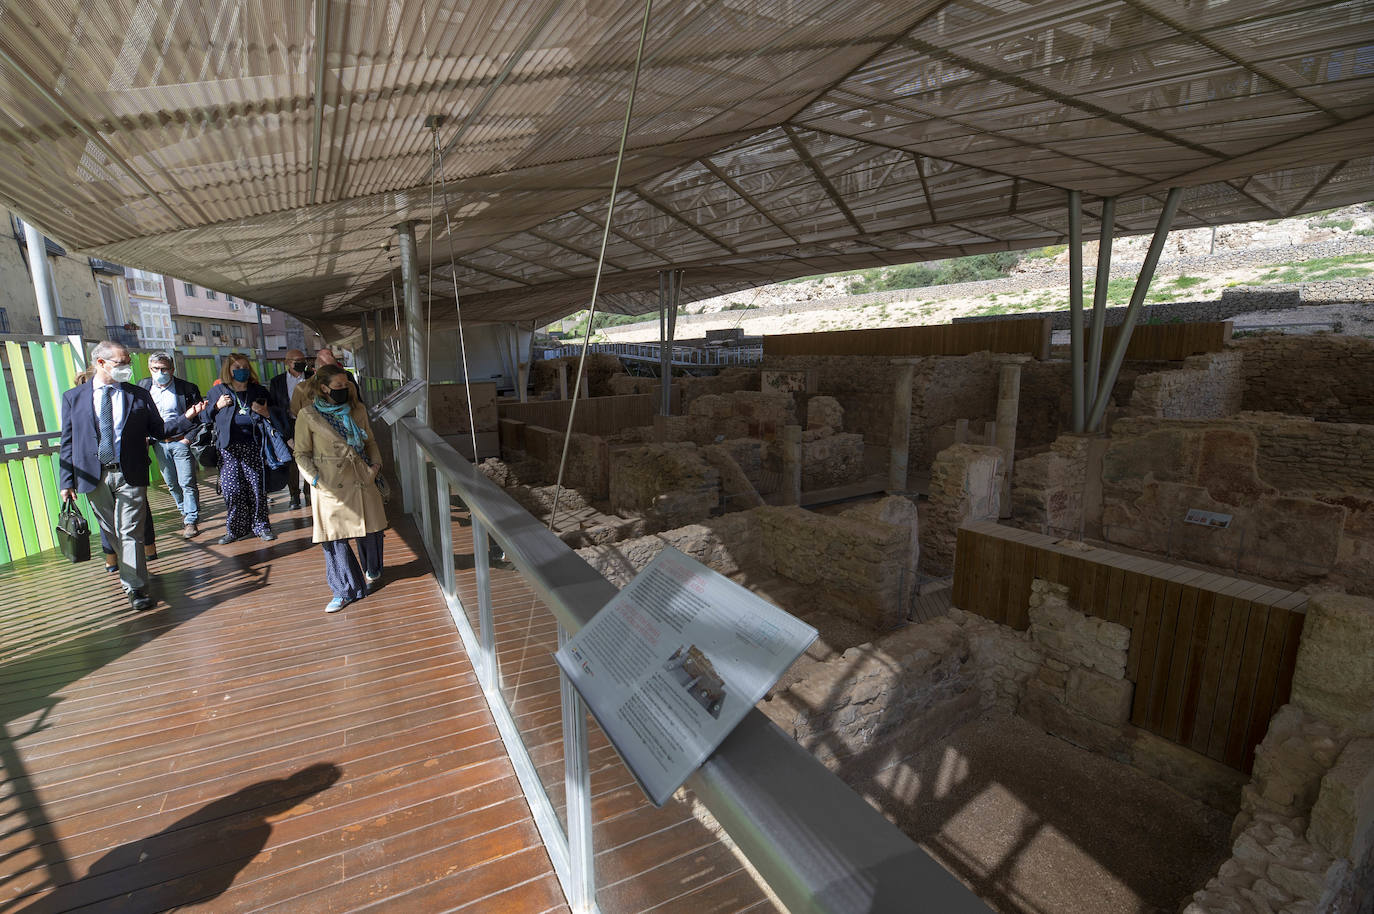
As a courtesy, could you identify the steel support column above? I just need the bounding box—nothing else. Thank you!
[396,221,427,423]
[658,270,681,416]
[357,313,371,378]
[1086,188,1184,432]
[22,222,58,336]
[256,302,270,378]
[1067,190,1085,432]
[1087,196,1116,395]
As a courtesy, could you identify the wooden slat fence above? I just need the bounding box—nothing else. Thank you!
[762,318,1052,360]
[498,394,656,437]
[953,521,1306,773]
[0,337,101,566]
[1101,321,1233,361]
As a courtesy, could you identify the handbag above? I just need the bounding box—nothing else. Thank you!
[55,498,91,564]
[189,421,219,469]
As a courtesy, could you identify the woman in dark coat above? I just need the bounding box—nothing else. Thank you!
[203,353,278,544]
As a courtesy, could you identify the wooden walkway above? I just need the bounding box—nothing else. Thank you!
[0,483,777,913]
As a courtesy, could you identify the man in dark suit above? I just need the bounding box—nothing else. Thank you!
[138,352,204,537]
[268,348,311,509]
[60,341,208,610]
[289,347,362,416]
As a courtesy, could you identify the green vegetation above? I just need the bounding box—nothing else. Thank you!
[847,251,1020,294]
[1316,217,1354,231]
[1170,275,1206,289]
[1021,244,1068,260]
[721,301,760,311]
[561,309,644,339]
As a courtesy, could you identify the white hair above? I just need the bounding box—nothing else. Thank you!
[91,340,129,363]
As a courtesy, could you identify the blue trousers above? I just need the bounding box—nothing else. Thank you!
[151,439,199,524]
[322,532,384,601]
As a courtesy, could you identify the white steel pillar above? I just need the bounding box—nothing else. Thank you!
[396,221,427,423]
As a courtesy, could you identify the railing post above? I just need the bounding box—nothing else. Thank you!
[560,623,596,912]
[419,454,436,564]
[472,515,497,691]
[436,473,455,597]
[398,424,416,515]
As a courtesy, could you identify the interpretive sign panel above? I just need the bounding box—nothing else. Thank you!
[555,546,818,806]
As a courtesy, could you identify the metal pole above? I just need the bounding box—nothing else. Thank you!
[560,623,595,912]
[658,272,670,415]
[358,313,371,378]
[256,302,269,378]
[396,220,427,423]
[472,516,497,690]
[22,221,58,336]
[1086,187,1184,432]
[1067,190,1085,432]
[1086,196,1116,397]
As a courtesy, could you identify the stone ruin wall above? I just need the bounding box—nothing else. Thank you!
[1100,416,1374,594]
[1235,335,1374,424]
[766,580,1374,913]
[1185,592,1374,914]
[578,498,918,633]
[1011,412,1374,595]
[1127,350,1247,420]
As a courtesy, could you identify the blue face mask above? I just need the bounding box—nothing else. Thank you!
[231,368,251,383]
[151,369,171,386]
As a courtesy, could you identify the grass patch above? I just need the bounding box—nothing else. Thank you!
[1317,217,1354,231]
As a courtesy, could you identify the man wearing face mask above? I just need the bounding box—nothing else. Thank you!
[60,341,209,610]
[290,347,362,416]
[138,352,203,536]
[268,348,311,510]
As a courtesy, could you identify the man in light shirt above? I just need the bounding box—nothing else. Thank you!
[138,353,204,537]
[268,348,311,509]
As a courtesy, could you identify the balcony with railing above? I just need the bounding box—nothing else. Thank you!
[105,325,140,347]
[56,317,83,337]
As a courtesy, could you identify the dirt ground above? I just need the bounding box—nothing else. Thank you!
[850,716,1233,914]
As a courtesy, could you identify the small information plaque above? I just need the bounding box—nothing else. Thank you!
[555,547,817,806]
[1184,508,1233,529]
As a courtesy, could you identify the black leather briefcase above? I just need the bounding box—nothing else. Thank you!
[55,498,91,564]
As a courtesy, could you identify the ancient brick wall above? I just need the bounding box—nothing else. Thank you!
[923,444,1005,576]
[1128,350,1246,419]
[608,443,719,531]
[1235,335,1374,423]
[761,354,901,446]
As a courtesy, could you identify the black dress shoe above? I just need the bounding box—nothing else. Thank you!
[258,531,277,541]
[128,591,154,611]
[287,499,302,510]
[217,533,238,545]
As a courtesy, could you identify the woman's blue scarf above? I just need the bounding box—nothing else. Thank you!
[315,398,368,456]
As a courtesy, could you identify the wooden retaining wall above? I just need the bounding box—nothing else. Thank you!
[1101,320,1233,361]
[953,521,1306,772]
[762,318,1052,360]
[497,393,656,437]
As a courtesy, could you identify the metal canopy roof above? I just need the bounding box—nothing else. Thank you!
[1,0,1371,337]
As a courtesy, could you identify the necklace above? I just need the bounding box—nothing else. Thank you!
[231,389,250,415]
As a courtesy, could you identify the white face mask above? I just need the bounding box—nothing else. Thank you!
[151,369,171,385]
[109,364,134,384]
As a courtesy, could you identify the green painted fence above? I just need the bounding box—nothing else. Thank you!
[0,335,99,566]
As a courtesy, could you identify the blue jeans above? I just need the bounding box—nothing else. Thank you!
[151,439,199,524]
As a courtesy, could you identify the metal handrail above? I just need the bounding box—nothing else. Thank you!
[392,415,990,914]
[540,341,763,366]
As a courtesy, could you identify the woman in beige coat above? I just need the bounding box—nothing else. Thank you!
[294,364,388,612]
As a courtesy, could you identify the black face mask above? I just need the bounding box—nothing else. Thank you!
[292,360,307,372]
[329,387,351,405]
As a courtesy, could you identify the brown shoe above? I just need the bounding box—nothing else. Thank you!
[144,544,158,561]
[183,522,199,538]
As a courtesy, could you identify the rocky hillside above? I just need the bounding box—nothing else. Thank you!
[590,203,1374,343]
